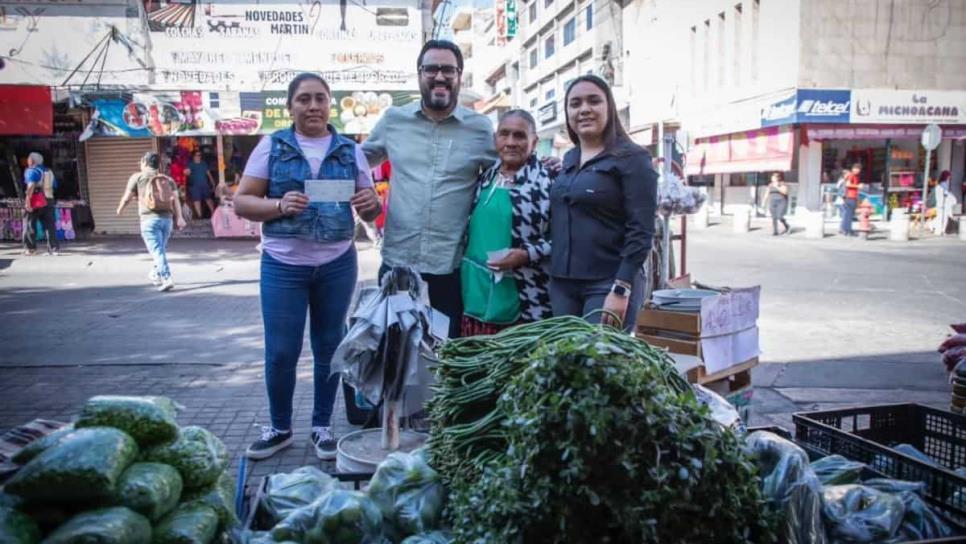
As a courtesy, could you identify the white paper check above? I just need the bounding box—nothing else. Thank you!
[304,179,355,202]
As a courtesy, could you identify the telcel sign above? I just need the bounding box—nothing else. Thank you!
[761,89,851,127]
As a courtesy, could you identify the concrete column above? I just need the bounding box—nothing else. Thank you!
[938,139,953,175]
[796,139,822,213]
[714,173,725,215]
[951,140,965,205]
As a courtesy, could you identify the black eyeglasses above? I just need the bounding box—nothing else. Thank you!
[419,64,460,78]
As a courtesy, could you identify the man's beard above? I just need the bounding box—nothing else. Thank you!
[422,84,455,111]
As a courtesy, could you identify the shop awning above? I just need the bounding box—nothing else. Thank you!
[0,86,53,136]
[685,126,793,176]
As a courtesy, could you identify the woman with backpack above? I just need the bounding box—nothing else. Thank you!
[116,152,187,292]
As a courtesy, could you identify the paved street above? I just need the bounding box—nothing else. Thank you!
[0,225,963,474]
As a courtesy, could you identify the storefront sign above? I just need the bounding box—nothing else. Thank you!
[684,126,794,175]
[495,0,517,45]
[143,0,422,90]
[805,125,966,141]
[761,89,851,127]
[538,101,557,124]
[0,85,52,135]
[84,89,418,137]
[851,89,966,125]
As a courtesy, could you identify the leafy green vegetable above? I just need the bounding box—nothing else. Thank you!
[75,396,179,447]
[261,466,337,524]
[182,471,238,530]
[142,426,228,490]
[0,506,40,544]
[270,490,383,543]
[367,451,444,540]
[152,502,219,544]
[116,462,183,521]
[11,424,75,465]
[42,507,151,544]
[5,427,138,502]
[810,455,865,486]
[433,320,776,543]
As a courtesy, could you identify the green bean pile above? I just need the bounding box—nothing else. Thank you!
[426,316,691,487]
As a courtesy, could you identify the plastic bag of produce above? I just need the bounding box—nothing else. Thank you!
[5,427,138,502]
[271,490,383,543]
[42,507,151,544]
[261,466,338,523]
[116,462,183,521]
[142,426,228,490]
[11,424,75,465]
[400,531,453,544]
[153,502,219,544]
[822,484,905,543]
[810,454,865,485]
[744,431,827,544]
[863,479,954,540]
[367,451,445,539]
[0,506,40,544]
[75,395,179,447]
[693,384,745,433]
[183,471,238,529]
[0,492,22,509]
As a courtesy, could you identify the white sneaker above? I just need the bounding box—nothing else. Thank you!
[148,271,162,286]
[159,278,175,292]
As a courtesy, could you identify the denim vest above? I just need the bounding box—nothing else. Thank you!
[262,125,357,242]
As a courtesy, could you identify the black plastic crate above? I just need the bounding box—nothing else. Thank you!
[794,403,966,524]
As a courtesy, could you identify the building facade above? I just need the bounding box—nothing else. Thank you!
[621,0,966,222]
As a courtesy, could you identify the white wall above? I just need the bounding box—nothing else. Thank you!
[798,0,966,90]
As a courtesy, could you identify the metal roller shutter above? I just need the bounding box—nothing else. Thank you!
[85,138,155,235]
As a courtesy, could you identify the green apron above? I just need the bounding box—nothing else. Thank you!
[461,182,521,324]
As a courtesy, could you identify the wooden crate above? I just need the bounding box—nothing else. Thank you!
[636,307,702,337]
[686,357,758,385]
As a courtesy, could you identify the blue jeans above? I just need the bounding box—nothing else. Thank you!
[549,271,645,332]
[841,198,857,235]
[260,248,357,430]
[140,216,173,279]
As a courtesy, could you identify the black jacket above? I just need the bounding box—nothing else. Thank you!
[549,140,658,283]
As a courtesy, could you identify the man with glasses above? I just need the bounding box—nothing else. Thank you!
[363,39,498,339]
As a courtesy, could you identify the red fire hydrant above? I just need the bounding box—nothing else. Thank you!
[857,199,874,239]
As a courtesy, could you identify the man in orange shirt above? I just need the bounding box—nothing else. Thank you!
[840,162,862,236]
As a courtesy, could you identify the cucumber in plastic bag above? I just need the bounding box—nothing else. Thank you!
[116,462,183,521]
[271,490,383,543]
[5,427,138,502]
[810,454,865,486]
[42,507,151,544]
[367,451,445,540]
[11,424,75,465]
[262,466,338,524]
[142,426,228,490]
[0,506,40,544]
[822,484,905,543]
[182,471,238,529]
[75,396,179,447]
[864,479,954,540]
[153,502,219,544]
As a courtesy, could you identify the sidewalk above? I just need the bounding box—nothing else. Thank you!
[1,235,959,475]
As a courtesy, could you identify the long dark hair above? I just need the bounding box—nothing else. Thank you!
[564,74,630,149]
[286,73,331,109]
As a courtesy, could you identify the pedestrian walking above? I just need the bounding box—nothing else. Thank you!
[187,150,216,219]
[767,172,790,235]
[21,152,61,256]
[361,39,498,339]
[840,162,862,236]
[549,75,658,331]
[116,152,187,292]
[233,72,381,460]
[460,109,553,337]
[933,170,958,235]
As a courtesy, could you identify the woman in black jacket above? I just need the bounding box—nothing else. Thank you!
[549,75,658,330]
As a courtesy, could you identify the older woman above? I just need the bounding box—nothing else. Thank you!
[460,109,553,337]
[234,73,381,460]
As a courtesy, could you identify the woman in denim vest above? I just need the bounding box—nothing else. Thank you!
[235,73,381,460]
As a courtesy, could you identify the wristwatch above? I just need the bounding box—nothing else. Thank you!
[610,282,631,298]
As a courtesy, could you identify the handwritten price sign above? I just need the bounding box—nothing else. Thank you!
[699,286,760,338]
